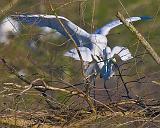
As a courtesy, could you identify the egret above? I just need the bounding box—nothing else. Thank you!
[0,17,20,44]
[11,14,151,100]
[11,14,151,80]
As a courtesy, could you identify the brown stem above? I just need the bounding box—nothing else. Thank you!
[116,12,160,64]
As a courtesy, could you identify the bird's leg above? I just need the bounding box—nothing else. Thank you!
[93,75,96,106]
[104,81,112,102]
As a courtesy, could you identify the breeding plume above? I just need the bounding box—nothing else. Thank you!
[11,14,151,80]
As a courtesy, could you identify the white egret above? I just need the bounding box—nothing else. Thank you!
[0,17,20,44]
[11,14,151,80]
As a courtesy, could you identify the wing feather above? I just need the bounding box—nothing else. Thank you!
[95,16,152,36]
[11,14,92,48]
[64,47,93,62]
[111,46,133,61]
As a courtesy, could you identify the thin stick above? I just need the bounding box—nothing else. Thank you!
[48,0,86,78]
[1,58,97,114]
[117,12,160,64]
[0,0,19,18]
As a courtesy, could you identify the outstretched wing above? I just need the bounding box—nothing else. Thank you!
[95,16,152,36]
[11,14,92,48]
[111,46,133,61]
[64,47,93,62]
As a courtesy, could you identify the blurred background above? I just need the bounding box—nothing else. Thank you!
[0,0,160,113]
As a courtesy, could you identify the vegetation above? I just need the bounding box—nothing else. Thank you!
[0,0,160,127]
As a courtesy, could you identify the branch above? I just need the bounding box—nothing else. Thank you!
[0,58,96,114]
[19,78,97,114]
[0,0,19,18]
[49,2,86,79]
[152,81,160,86]
[116,12,160,64]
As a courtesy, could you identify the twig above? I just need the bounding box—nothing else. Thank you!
[21,78,97,114]
[1,58,96,114]
[48,1,96,113]
[1,58,31,85]
[152,81,160,86]
[116,12,160,64]
[0,0,19,18]
[48,1,86,78]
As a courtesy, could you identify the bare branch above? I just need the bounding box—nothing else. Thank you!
[0,0,19,18]
[117,12,160,64]
[0,58,97,114]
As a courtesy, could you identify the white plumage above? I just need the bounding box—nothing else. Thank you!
[11,14,151,80]
[0,17,20,44]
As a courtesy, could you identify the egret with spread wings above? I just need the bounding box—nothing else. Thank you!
[11,14,151,80]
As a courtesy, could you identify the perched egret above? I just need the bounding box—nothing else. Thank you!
[0,17,20,44]
[11,14,151,80]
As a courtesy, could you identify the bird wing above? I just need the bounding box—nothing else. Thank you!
[11,14,92,48]
[111,46,133,61]
[95,16,152,36]
[64,47,93,62]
